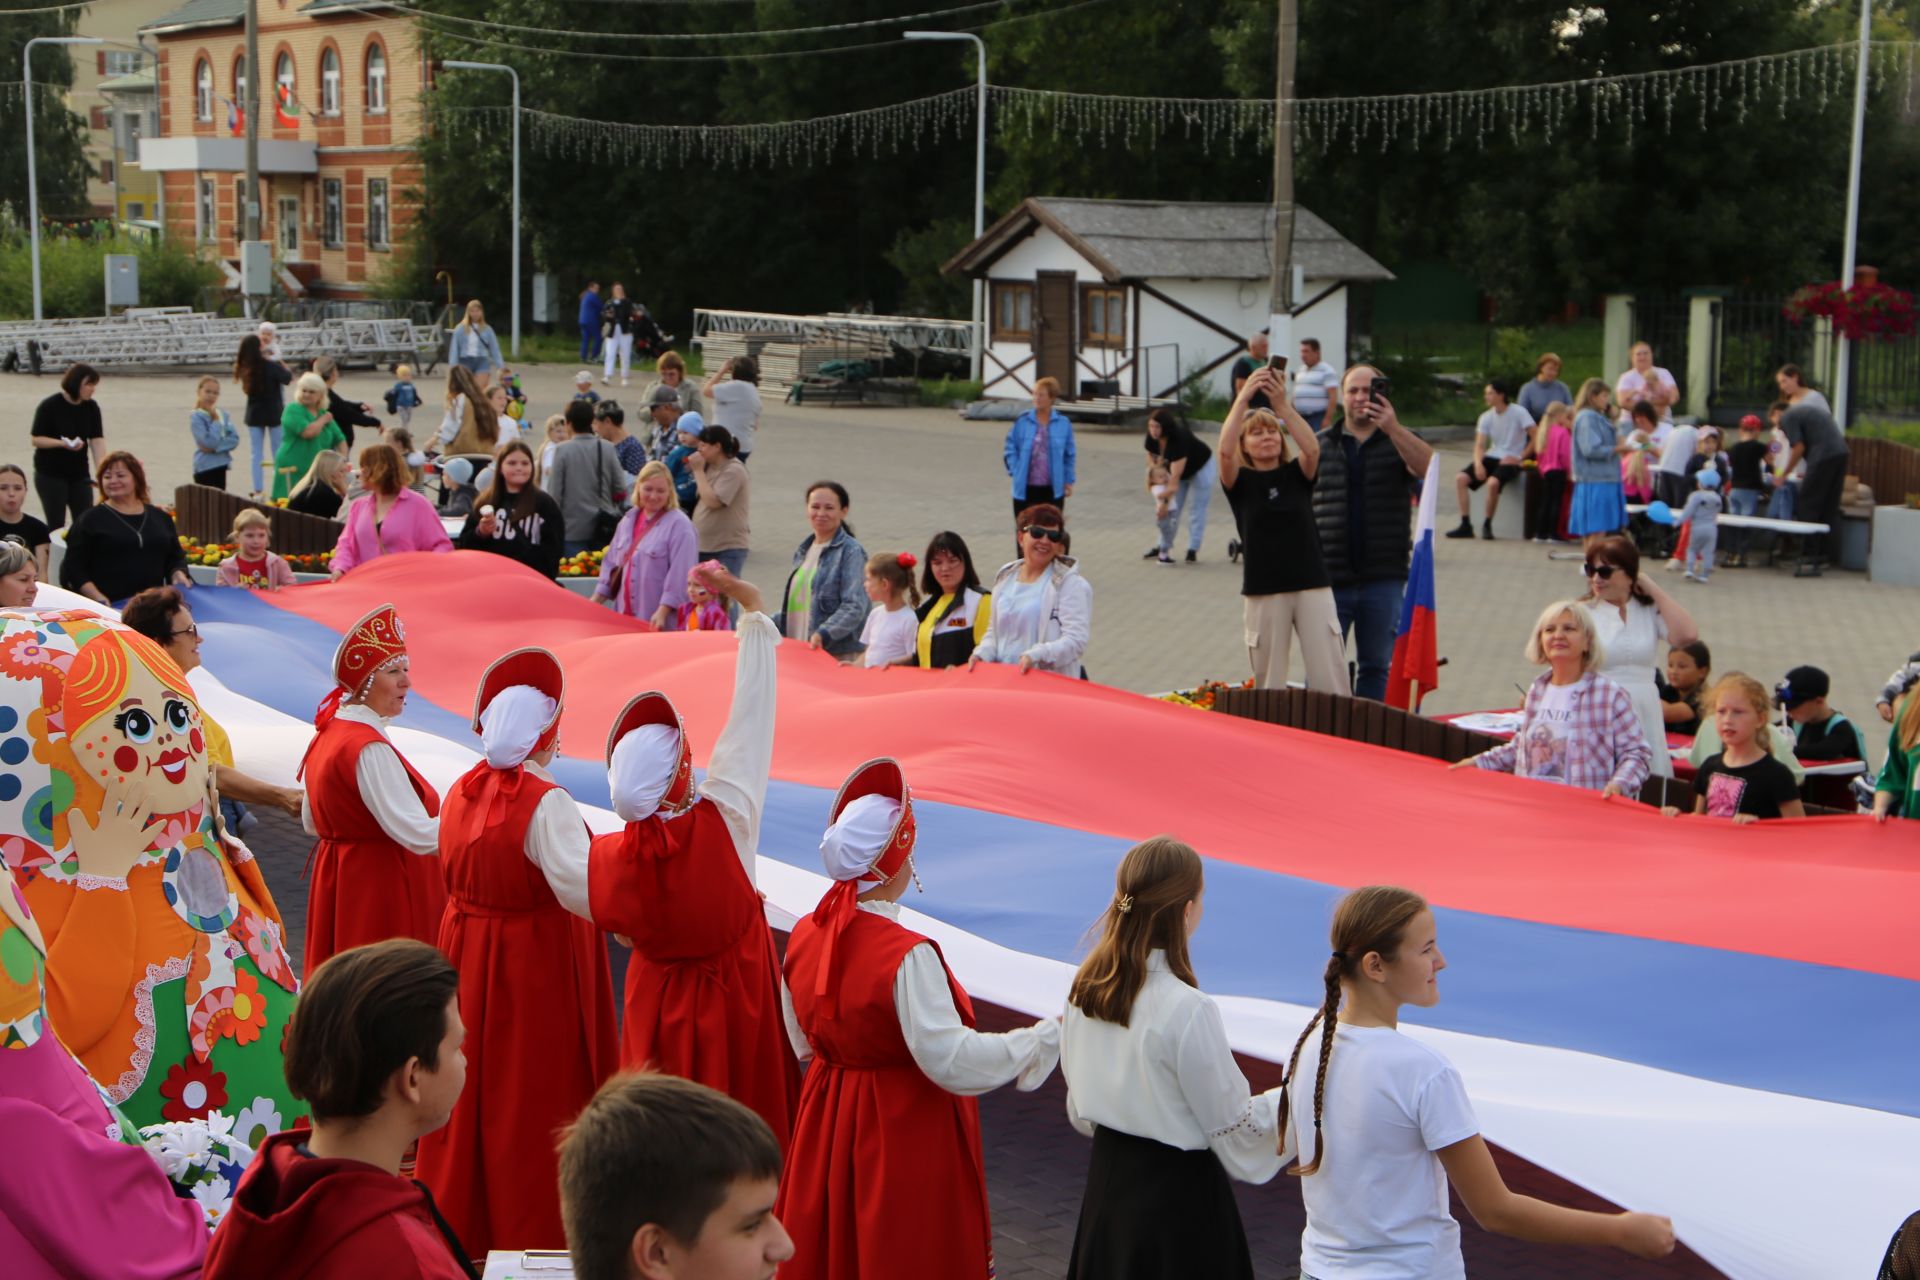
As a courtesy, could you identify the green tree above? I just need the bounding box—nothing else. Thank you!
[0,3,93,226]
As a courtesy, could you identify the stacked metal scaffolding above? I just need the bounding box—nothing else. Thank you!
[0,309,444,374]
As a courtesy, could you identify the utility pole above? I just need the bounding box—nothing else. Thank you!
[1265,0,1299,358]
[25,35,104,322]
[1833,0,1872,427]
[243,0,259,242]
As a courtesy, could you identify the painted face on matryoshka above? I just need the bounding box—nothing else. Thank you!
[68,638,209,814]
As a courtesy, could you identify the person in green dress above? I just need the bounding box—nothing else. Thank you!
[1874,692,1920,822]
[272,372,345,502]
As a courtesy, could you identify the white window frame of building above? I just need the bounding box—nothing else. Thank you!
[274,52,294,108]
[365,43,387,114]
[367,178,390,250]
[323,178,344,249]
[234,177,249,236]
[121,110,144,162]
[197,178,216,244]
[320,47,341,116]
[195,58,214,121]
[277,195,300,256]
[105,51,141,76]
[233,56,246,104]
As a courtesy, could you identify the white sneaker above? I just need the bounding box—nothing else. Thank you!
[621,378,630,387]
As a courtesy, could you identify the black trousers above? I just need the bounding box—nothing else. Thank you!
[35,472,92,530]
[195,467,229,491]
[1798,451,1849,561]
[1013,487,1062,523]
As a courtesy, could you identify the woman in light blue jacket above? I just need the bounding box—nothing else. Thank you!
[1003,376,1076,522]
[447,298,504,378]
[189,374,242,490]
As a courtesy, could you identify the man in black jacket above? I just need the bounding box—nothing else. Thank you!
[1310,365,1434,701]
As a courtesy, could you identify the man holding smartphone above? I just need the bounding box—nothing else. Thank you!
[1230,330,1274,411]
[1307,366,1435,701]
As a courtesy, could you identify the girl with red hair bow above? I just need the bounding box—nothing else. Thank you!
[776,758,1060,1280]
[298,604,444,976]
[414,648,615,1258]
[856,551,921,668]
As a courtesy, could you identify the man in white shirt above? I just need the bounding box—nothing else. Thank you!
[1653,419,1700,510]
[1447,379,1534,541]
[1291,337,1339,431]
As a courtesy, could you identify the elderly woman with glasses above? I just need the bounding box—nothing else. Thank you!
[967,503,1093,678]
[1580,535,1698,779]
[1450,600,1651,798]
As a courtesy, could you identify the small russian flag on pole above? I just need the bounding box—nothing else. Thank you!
[1386,455,1441,711]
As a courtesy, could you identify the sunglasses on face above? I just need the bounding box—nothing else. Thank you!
[170,624,200,639]
[1022,526,1066,543]
[1581,563,1619,580]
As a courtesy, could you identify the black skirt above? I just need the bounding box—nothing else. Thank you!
[1066,1124,1254,1280]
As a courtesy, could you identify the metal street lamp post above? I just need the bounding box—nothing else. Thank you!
[904,31,987,384]
[443,60,520,357]
[24,35,104,322]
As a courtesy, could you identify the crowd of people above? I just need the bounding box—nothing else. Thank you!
[0,570,1687,1280]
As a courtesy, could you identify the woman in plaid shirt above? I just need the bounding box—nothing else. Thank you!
[1454,601,1652,796]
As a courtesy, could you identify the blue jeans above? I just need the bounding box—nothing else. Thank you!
[701,547,749,579]
[1158,455,1217,553]
[1333,577,1404,702]
[1770,480,1797,523]
[1301,409,1328,432]
[579,323,602,362]
[1727,487,1762,555]
[247,424,281,494]
[457,355,492,377]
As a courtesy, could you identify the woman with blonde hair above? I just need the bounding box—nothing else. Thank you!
[1567,377,1627,545]
[1061,837,1283,1278]
[593,458,697,625]
[1874,687,1920,822]
[329,443,452,580]
[448,297,503,379]
[0,538,38,607]
[287,447,351,519]
[272,371,344,500]
[1451,600,1650,796]
[1217,364,1346,693]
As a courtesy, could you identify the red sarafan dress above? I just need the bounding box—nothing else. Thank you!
[301,712,445,976]
[777,909,993,1280]
[415,761,616,1257]
[589,798,798,1146]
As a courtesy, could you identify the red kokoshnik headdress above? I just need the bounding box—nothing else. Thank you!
[301,605,409,776]
[812,758,918,1018]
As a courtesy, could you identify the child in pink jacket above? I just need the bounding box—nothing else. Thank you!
[216,508,299,589]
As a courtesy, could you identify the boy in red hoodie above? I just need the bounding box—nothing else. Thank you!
[204,939,477,1279]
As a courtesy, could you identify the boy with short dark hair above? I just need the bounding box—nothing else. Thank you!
[1777,664,1867,761]
[560,1072,790,1280]
[205,939,477,1280]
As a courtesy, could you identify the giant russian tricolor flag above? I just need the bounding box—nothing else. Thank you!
[58,556,1918,1280]
[1387,455,1441,711]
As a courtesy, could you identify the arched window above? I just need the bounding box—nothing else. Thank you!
[319,47,340,116]
[194,58,213,121]
[274,51,294,110]
[365,42,387,114]
[232,53,246,102]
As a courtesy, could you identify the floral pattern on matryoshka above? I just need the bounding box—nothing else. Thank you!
[0,608,301,1129]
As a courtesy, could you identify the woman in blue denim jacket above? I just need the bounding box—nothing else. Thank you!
[1567,377,1629,550]
[1003,377,1077,522]
[772,481,870,657]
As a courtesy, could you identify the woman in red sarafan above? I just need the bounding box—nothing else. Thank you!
[776,758,1061,1280]
[587,567,800,1145]
[298,605,445,976]
[413,648,616,1258]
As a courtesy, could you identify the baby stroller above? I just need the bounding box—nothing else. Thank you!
[632,306,676,362]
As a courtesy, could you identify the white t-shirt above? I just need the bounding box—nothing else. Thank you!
[1656,424,1699,477]
[860,603,918,668]
[1517,680,1578,783]
[1293,360,1339,414]
[712,380,763,455]
[1477,404,1535,461]
[1286,1023,1479,1280]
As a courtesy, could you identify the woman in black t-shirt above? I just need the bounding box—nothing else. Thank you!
[27,363,105,528]
[0,463,52,577]
[234,334,293,499]
[1217,366,1348,693]
[1663,674,1805,822]
[60,452,190,605]
[456,440,564,579]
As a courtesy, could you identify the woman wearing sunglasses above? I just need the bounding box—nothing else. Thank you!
[968,503,1093,677]
[1581,535,1699,780]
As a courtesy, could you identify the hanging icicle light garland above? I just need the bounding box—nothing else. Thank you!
[432,40,1920,170]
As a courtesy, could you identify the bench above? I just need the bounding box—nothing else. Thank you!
[1627,506,1832,577]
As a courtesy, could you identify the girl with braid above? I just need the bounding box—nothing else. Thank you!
[1060,838,1284,1279]
[1280,886,1675,1277]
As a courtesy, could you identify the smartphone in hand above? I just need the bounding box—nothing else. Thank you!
[1369,374,1392,403]
[1267,354,1289,372]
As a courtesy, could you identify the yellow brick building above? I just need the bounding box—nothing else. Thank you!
[141,0,426,297]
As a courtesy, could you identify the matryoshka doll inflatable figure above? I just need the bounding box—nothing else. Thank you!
[1,608,302,1139]
[297,604,445,976]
